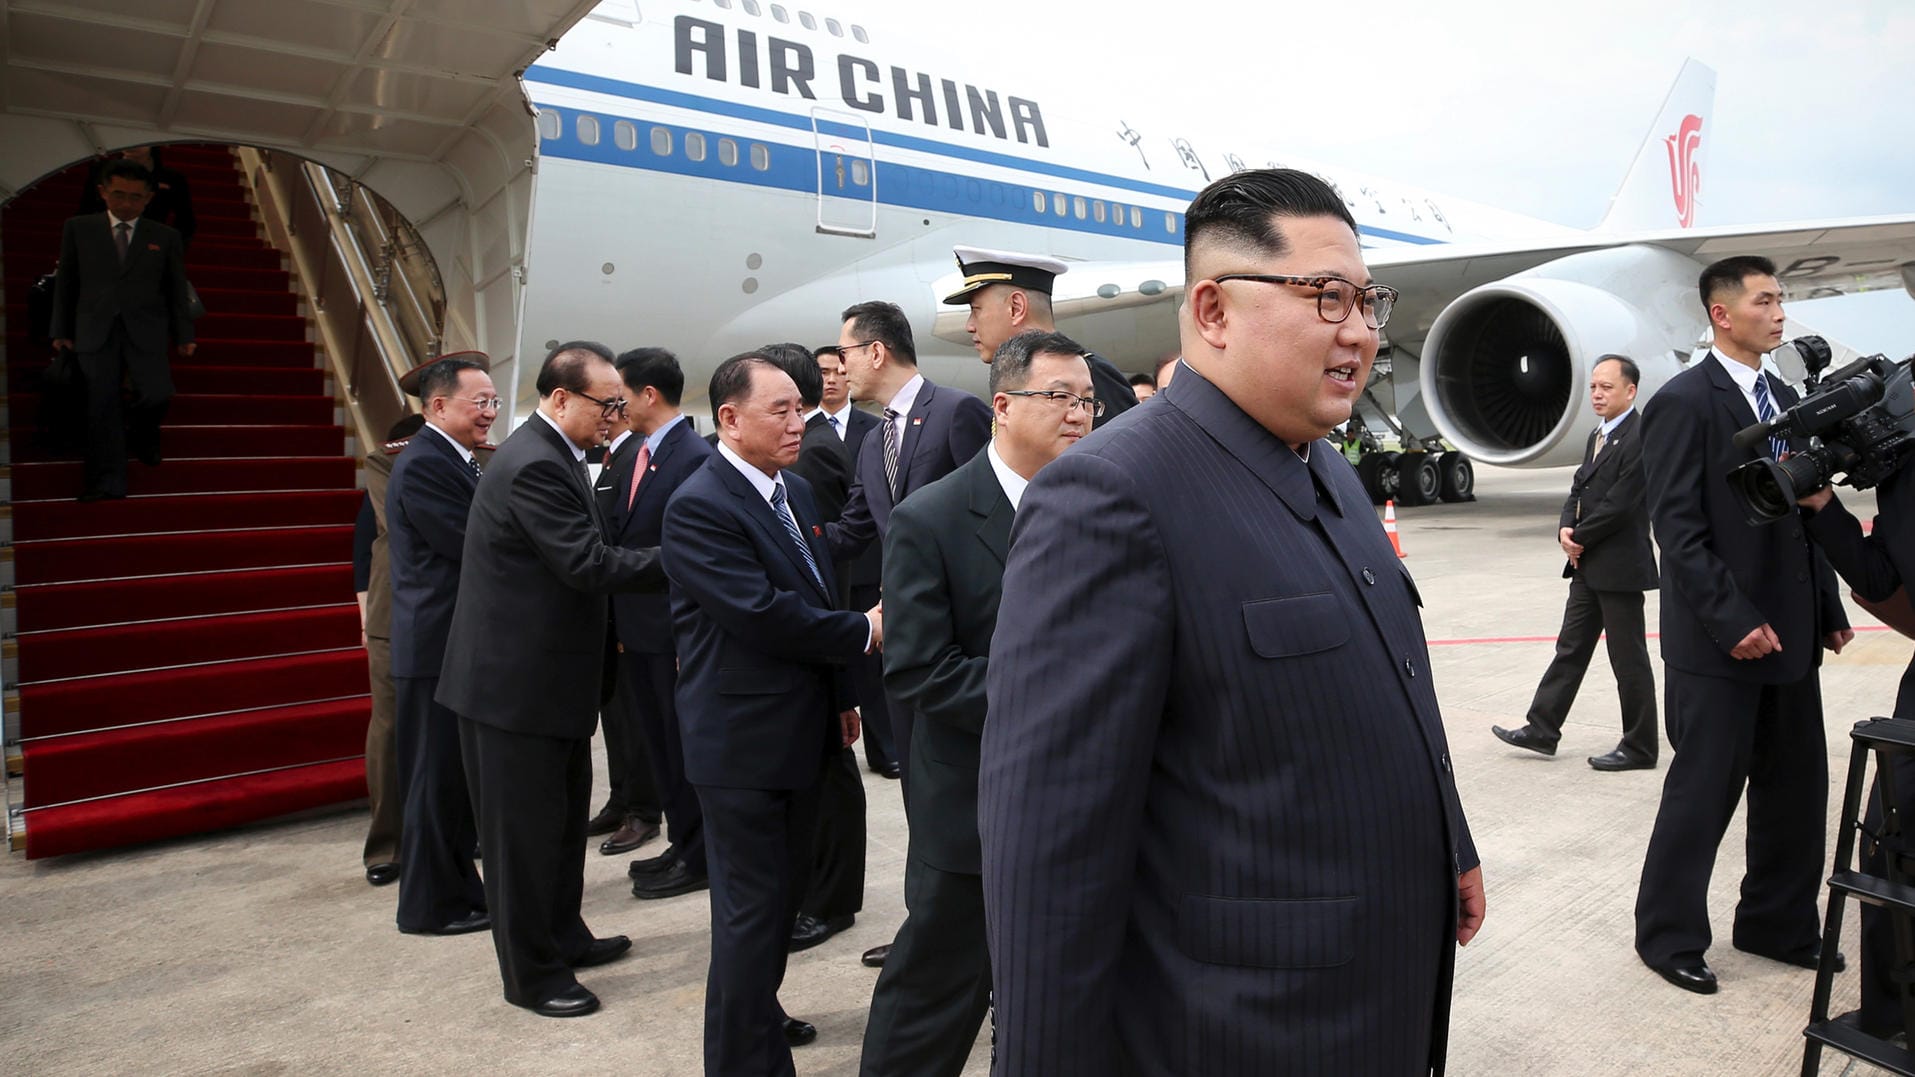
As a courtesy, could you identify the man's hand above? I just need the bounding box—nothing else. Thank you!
[51,338,74,353]
[178,342,196,358]
[1797,487,1835,513]
[1457,865,1485,946]
[1827,628,1856,655]
[1558,527,1584,568]
[1731,623,1782,660]
[865,602,884,653]
[839,709,861,747]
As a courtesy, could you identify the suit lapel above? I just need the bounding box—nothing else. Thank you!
[895,381,933,493]
[530,413,599,522]
[967,451,1013,566]
[1706,355,1761,434]
[714,459,830,603]
[420,425,479,490]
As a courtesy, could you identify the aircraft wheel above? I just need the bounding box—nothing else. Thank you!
[1439,453,1476,502]
[1397,452,1441,507]
[1356,454,1387,503]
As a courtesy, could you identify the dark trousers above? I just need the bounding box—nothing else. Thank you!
[394,676,484,932]
[800,746,866,921]
[860,854,991,1077]
[459,716,594,1006]
[361,634,401,867]
[77,322,172,496]
[1858,661,1915,1034]
[1635,666,1828,967]
[600,651,661,824]
[697,781,823,1077]
[847,582,898,773]
[1524,579,1659,761]
[627,649,704,872]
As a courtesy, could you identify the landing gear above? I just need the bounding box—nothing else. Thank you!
[1396,452,1442,507]
[1340,415,1474,506]
[1356,452,1399,506]
[1438,452,1475,502]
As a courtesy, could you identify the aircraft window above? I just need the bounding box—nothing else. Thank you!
[771,4,789,21]
[966,178,981,202]
[742,0,760,13]
[1130,206,1143,229]
[719,137,739,166]
[1053,192,1067,217]
[800,11,816,29]
[826,17,843,36]
[1164,212,1177,233]
[686,131,708,162]
[750,143,770,170]
[576,114,601,146]
[1072,196,1086,220]
[1093,201,1106,223]
[613,120,637,151]
[651,126,673,156]
[1032,191,1046,214]
[850,159,870,186]
[536,109,560,141]
[852,24,868,43]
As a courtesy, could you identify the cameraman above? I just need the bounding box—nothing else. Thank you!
[1800,442,1915,1037]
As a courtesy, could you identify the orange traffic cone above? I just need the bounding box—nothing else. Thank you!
[1383,500,1407,558]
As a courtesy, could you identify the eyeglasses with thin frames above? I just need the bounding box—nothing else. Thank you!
[1003,389,1105,418]
[463,395,504,412]
[1209,274,1399,329]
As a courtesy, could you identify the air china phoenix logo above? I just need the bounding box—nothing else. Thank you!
[1664,113,1703,228]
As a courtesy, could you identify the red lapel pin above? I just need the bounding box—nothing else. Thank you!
[811,524,823,536]
[147,243,161,251]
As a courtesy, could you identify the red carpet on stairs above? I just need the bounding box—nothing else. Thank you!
[3,144,372,858]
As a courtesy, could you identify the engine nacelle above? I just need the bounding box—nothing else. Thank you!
[1419,245,1703,467]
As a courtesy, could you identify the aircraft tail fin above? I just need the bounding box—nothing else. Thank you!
[1597,59,1717,233]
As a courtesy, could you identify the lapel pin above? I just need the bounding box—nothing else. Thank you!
[912,416,924,425]
[811,524,823,537]
[147,243,161,251]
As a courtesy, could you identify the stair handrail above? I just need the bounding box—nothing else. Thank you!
[330,176,448,370]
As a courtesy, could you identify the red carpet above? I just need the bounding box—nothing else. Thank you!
[3,144,372,858]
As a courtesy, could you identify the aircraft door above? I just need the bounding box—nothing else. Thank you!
[810,107,877,238]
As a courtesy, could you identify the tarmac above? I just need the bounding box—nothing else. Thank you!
[1,462,1908,1077]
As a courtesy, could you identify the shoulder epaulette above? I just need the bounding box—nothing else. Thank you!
[383,437,412,454]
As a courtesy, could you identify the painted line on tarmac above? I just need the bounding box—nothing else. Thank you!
[1428,625,1899,647]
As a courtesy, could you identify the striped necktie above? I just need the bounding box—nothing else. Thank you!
[1752,374,1788,459]
[770,484,824,591]
[881,408,901,497]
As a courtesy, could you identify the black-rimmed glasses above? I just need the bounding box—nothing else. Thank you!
[839,340,880,357]
[1003,389,1105,418]
[574,390,628,418]
[1210,274,1399,329]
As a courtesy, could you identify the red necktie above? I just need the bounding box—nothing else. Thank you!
[625,443,650,510]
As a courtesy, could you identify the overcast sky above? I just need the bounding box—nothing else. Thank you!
[821,0,1914,354]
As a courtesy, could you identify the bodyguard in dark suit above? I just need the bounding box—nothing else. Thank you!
[862,331,1093,1077]
[386,357,497,936]
[980,171,1481,1075]
[438,343,668,1018]
[664,355,882,1071]
[1634,255,1853,995]
[607,348,717,898]
[49,159,197,502]
[355,412,426,888]
[1493,354,1660,769]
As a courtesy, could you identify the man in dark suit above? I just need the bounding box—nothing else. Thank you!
[587,382,663,858]
[1493,354,1660,770]
[946,245,1139,428]
[355,412,426,888]
[1633,255,1854,995]
[813,344,899,779]
[862,330,1093,1076]
[49,158,197,502]
[386,357,496,936]
[980,169,1482,1075]
[607,348,716,898]
[663,354,883,1071]
[439,343,668,1018]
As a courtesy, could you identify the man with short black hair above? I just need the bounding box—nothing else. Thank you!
[1634,255,1853,995]
[1127,372,1158,401]
[50,158,198,501]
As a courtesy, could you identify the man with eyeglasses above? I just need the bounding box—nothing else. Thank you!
[980,169,1481,1075]
[861,329,1092,1076]
[947,245,1138,428]
[386,355,496,938]
[438,342,668,1019]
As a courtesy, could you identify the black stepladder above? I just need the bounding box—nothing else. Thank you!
[1803,717,1915,1076]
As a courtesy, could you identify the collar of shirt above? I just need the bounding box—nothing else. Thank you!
[1711,347,1773,416]
[985,442,1028,510]
[717,440,780,505]
[107,212,139,233]
[422,420,477,466]
[535,409,588,463]
[884,374,925,421]
[1598,407,1634,438]
[645,413,687,455]
[606,429,634,457]
[817,403,854,439]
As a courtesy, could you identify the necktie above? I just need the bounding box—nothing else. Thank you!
[114,222,131,262]
[1752,375,1789,458]
[881,408,901,497]
[770,484,824,591]
[1591,428,1607,461]
[829,414,842,438]
[625,443,650,510]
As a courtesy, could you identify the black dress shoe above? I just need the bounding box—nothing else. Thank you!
[632,860,709,900]
[789,913,855,953]
[1648,960,1718,994]
[783,1017,817,1047]
[135,447,162,467]
[599,818,660,856]
[1588,749,1656,772]
[364,862,400,887]
[527,983,600,1018]
[585,803,624,836]
[870,761,901,779]
[1491,724,1557,757]
[1736,941,1846,972]
[401,909,491,936]
[573,935,632,968]
[861,943,891,968]
[628,850,678,878]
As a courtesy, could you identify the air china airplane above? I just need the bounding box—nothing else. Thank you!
[516,0,1914,502]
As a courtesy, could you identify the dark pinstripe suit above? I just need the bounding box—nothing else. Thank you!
[980,365,1477,1075]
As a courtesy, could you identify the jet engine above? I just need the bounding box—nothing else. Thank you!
[1419,245,1703,467]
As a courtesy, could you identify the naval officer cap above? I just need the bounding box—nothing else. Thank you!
[397,350,491,397]
[942,246,1071,305]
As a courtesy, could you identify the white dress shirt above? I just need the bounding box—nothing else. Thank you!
[986,442,1028,510]
[423,420,478,469]
[716,441,871,650]
[536,410,588,462]
[1711,348,1780,419]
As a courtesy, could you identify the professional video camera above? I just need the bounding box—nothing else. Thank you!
[1727,336,1915,525]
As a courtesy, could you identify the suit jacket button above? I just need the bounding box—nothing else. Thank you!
[1362,568,1377,585]
[1441,752,1452,773]
[1404,658,1416,677]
